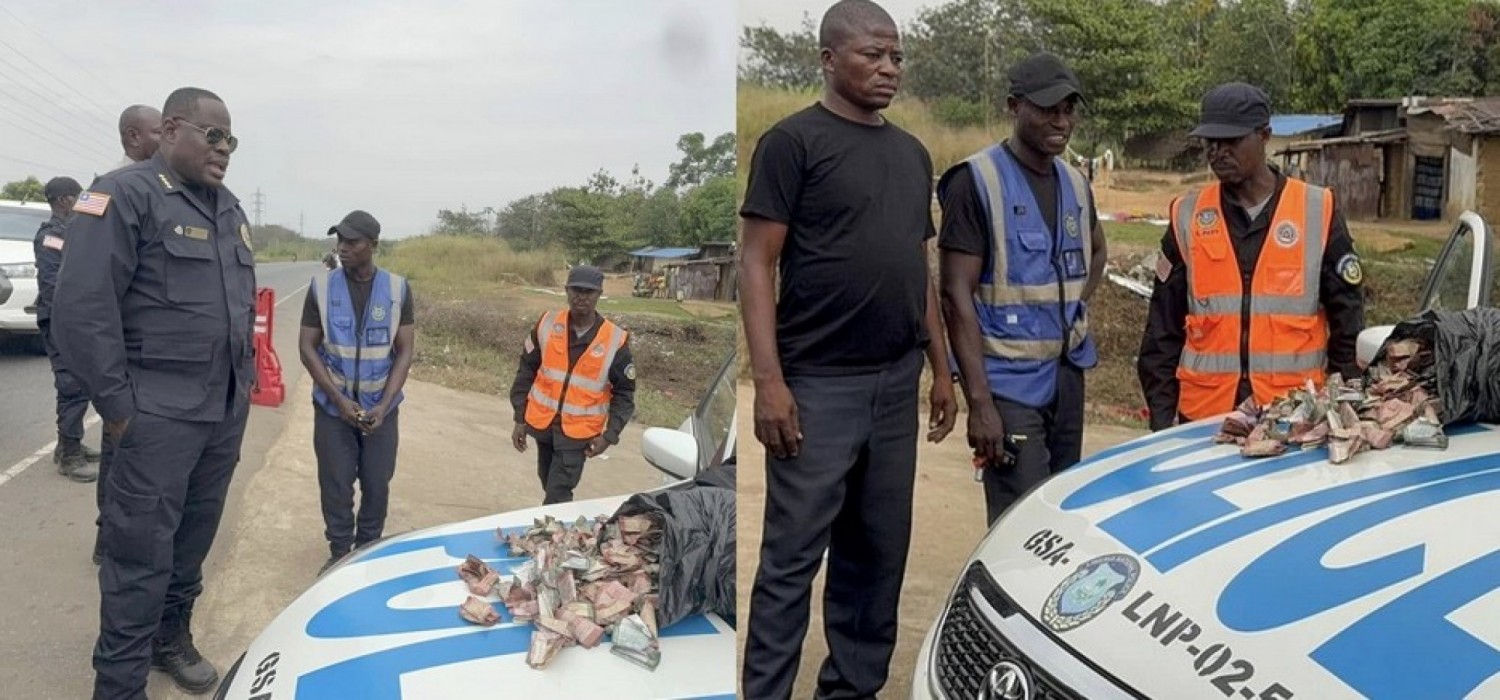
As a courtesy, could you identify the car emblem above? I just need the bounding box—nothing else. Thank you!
[978,660,1032,700]
[1041,553,1141,632]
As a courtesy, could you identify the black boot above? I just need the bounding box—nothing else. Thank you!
[82,441,102,463]
[53,437,98,483]
[151,606,219,694]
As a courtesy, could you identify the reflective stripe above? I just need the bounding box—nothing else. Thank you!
[1190,294,1318,316]
[984,336,1065,360]
[529,387,559,410]
[1174,191,1198,265]
[539,367,569,383]
[562,402,609,417]
[566,330,626,393]
[1183,348,1327,374]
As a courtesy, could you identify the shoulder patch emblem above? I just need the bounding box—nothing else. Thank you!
[42,234,64,251]
[1274,221,1299,247]
[524,335,535,353]
[73,192,110,217]
[240,223,253,250]
[1338,253,1363,286]
[1155,255,1172,282]
[624,363,636,380]
[1196,208,1218,228]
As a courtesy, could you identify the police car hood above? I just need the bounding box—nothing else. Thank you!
[216,493,735,700]
[970,420,1500,700]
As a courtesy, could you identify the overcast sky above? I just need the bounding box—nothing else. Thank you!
[739,0,934,35]
[0,0,735,239]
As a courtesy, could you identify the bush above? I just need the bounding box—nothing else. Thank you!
[382,235,560,288]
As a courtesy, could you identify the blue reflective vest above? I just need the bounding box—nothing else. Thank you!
[311,268,406,415]
[949,144,1097,407]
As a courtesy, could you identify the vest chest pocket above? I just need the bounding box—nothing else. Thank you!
[1010,228,1055,285]
[161,231,218,305]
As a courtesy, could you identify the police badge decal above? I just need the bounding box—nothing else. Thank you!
[1041,554,1141,632]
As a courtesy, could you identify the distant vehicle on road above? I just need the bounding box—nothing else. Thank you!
[0,200,51,350]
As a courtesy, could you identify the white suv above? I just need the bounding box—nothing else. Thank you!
[0,200,50,341]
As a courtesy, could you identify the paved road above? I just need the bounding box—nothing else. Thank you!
[0,261,319,699]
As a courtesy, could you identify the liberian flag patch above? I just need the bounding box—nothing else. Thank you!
[73,192,110,216]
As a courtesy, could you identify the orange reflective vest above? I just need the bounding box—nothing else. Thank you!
[524,310,627,439]
[1173,178,1332,420]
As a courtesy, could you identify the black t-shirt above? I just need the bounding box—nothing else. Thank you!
[302,272,416,330]
[937,141,1100,258]
[740,103,936,376]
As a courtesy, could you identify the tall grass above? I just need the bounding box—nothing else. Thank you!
[381,235,560,291]
[736,82,1011,190]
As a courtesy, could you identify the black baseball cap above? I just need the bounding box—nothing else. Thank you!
[566,265,604,291]
[328,210,380,241]
[1190,82,1272,139]
[1008,52,1084,108]
[43,176,81,202]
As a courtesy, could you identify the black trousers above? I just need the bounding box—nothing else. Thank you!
[313,405,400,554]
[743,350,922,700]
[92,399,248,700]
[981,362,1085,525]
[533,428,587,505]
[39,319,88,441]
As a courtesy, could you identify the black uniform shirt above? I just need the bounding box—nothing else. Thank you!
[509,313,636,447]
[50,153,257,424]
[32,215,67,322]
[1137,170,1365,430]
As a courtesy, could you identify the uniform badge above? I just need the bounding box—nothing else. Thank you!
[1274,221,1299,247]
[552,323,564,335]
[524,335,536,353]
[1196,209,1219,228]
[624,364,636,380]
[1064,212,1080,238]
[42,235,64,251]
[73,191,110,217]
[1040,554,1141,633]
[372,305,387,322]
[183,226,209,240]
[156,173,174,190]
[591,344,605,357]
[239,223,253,250]
[1155,255,1172,282]
[1338,253,1364,285]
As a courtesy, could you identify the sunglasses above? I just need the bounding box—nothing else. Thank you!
[175,118,238,153]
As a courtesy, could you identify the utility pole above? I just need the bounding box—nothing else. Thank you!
[252,188,265,229]
[299,211,305,237]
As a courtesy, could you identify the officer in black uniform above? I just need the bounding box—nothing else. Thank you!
[52,86,254,699]
[1136,83,1365,430]
[33,175,101,483]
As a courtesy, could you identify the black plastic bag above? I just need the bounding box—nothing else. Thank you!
[1375,308,1500,424]
[610,467,735,630]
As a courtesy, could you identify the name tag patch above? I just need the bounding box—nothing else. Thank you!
[365,326,391,346]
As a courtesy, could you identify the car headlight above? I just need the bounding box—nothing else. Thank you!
[0,263,36,279]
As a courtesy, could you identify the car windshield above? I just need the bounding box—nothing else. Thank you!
[693,351,737,471]
[0,207,49,241]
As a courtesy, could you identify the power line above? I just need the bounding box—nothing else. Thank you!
[0,152,69,173]
[0,51,117,139]
[0,3,131,106]
[0,32,121,127]
[0,90,117,161]
[0,113,114,169]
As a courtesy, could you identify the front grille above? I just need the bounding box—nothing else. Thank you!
[934,564,1081,700]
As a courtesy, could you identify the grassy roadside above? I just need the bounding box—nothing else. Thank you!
[380,235,737,428]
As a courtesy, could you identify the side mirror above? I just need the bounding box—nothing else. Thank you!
[1356,325,1394,371]
[641,427,698,480]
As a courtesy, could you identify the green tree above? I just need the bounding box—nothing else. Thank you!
[1292,0,1474,111]
[1027,0,1198,144]
[551,187,616,263]
[495,193,556,250]
[678,175,737,246]
[739,16,821,90]
[904,0,1036,119]
[666,132,737,189]
[1201,0,1298,108]
[432,206,493,236]
[640,187,682,247]
[1,176,45,202]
